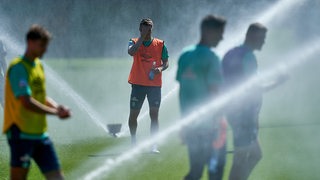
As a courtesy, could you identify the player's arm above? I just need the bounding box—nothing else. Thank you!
[262,76,288,92]
[128,26,150,56]
[20,96,58,115]
[128,39,143,56]
[154,44,169,74]
[46,97,59,109]
[154,60,169,74]
[208,56,223,96]
[213,117,228,149]
[161,60,169,71]
[176,53,186,82]
[46,97,71,118]
[20,96,71,119]
[262,73,288,92]
[9,64,70,119]
[19,96,70,119]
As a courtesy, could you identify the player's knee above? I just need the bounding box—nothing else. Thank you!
[254,146,262,162]
[149,108,159,117]
[249,142,262,163]
[44,170,64,180]
[128,118,137,126]
[10,167,29,180]
[129,109,140,118]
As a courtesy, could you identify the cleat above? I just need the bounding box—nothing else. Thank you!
[151,144,160,154]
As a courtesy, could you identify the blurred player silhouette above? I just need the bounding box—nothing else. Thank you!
[127,18,169,153]
[3,25,71,180]
[222,23,287,180]
[177,15,227,180]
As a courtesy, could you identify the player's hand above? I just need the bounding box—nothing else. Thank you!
[153,67,162,74]
[57,105,71,119]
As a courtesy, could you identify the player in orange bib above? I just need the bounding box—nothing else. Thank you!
[127,18,169,153]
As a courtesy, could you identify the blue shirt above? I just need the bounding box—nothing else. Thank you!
[176,44,223,114]
[222,44,262,107]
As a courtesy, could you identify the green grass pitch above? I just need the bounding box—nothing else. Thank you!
[1,56,320,180]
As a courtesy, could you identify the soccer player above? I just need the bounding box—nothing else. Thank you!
[3,25,71,180]
[176,15,226,180]
[0,40,7,107]
[222,23,287,180]
[127,18,169,153]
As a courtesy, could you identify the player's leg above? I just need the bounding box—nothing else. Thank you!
[208,143,227,180]
[229,145,247,180]
[149,107,159,135]
[33,137,64,180]
[44,171,64,180]
[228,109,261,180]
[229,141,261,180]
[147,86,161,152]
[147,86,161,136]
[184,134,210,180]
[7,125,33,180]
[10,167,29,180]
[239,140,262,180]
[128,85,146,145]
[234,108,262,180]
[227,112,245,180]
[129,109,140,145]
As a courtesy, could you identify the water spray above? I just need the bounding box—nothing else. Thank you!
[83,38,320,179]
[217,0,307,55]
[44,64,109,133]
[119,0,308,137]
[0,24,111,134]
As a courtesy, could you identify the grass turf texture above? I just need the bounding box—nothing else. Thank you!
[0,55,320,179]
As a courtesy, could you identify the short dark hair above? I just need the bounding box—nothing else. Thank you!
[26,24,51,42]
[201,15,226,31]
[140,18,153,27]
[246,23,267,37]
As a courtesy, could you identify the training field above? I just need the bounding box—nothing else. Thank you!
[0,0,319,179]
[1,49,320,180]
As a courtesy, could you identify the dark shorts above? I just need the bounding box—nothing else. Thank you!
[130,84,161,110]
[227,107,260,147]
[7,125,60,173]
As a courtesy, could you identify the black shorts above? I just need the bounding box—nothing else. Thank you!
[130,84,161,110]
[227,107,260,147]
[7,125,60,173]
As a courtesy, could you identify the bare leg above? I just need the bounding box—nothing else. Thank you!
[44,170,64,180]
[229,140,262,180]
[128,109,140,145]
[149,107,160,153]
[10,167,29,180]
[149,107,159,136]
